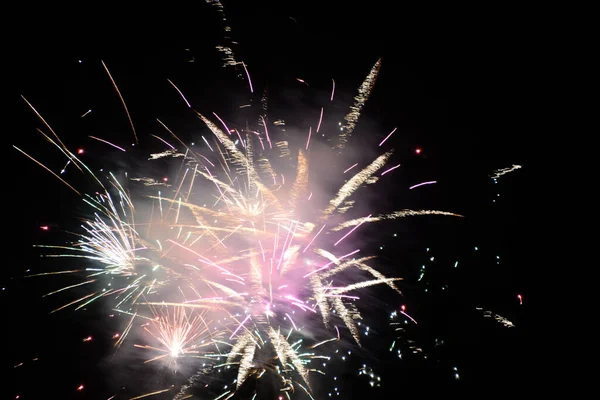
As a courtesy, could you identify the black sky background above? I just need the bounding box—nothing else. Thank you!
[5,2,537,399]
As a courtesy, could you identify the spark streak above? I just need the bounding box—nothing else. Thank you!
[343,163,358,174]
[316,108,324,132]
[242,62,254,93]
[89,136,127,152]
[13,146,80,195]
[331,79,335,101]
[102,60,138,144]
[168,79,192,108]
[490,164,522,179]
[381,164,401,176]
[409,180,437,190]
[334,214,372,246]
[128,388,172,400]
[378,127,397,147]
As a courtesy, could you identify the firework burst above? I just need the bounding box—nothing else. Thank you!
[17,55,462,399]
[134,305,219,366]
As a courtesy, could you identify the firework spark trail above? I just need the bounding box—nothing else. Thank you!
[102,61,138,144]
[400,310,418,324]
[237,342,256,388]
[13,146,81,195]
[316,107,324,132]
[268,327,311,389]
[168,79,192,108]
[213,112,233,136]
[378,127,397,147]
[343,163,358,174]
[322,152,391,218]
[289,150,309,213]
[328,278,403,295]
[409,180,437,190]
[331,79,336,101]
[476,307,515,328]
[303,224,325,253]
[381,163,401,176]
[335,59,382,152]
[34,128,87,176]
[205,0,242,70]
[320,256,402,294]
[304,249,361,278]
[334,214,372,246]
[332,210,463,231]
[319,256,375,279]
[242,62,254,93]
[490,164,522,179]
[89,136,127,152]
[259,115,272,149]
[155,119,198,161]
[173,368,210,400]
[128,387,173,400]
[20,96,69,151]
[197,112,281,210]
[24,269,83,277]
[152,135,177,152]
[230,315,251,339]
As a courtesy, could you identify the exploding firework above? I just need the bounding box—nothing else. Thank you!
[16,54,463,399]
[134,305,220,365]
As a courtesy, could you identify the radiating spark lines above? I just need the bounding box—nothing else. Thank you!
[15,54,464,400]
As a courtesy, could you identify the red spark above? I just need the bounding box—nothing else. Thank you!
[82,336,92,342]
[77,384,84,391]
[77,148,84,154]
[415,148,422,154]
[401,304,406,311]
[163,177,168,182]
[517,294,523,305]
[40,225,49,231]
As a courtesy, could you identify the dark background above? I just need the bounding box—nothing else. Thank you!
[5,2,536,399]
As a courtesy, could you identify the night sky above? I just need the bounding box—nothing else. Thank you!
[6,2,534,399]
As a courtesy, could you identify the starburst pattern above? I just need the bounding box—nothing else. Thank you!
[16,55,463,399]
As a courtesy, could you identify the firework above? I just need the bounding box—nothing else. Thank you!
[134,305,219,365]
[490,164,522,179]
[476,307,515,328]
[206,0,242,69]
[17,53,463,399]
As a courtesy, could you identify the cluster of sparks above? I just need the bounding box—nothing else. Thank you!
[208,2,240,69]
[476,307,515,328]
[490,165,521,179]
[16,53,466,399]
